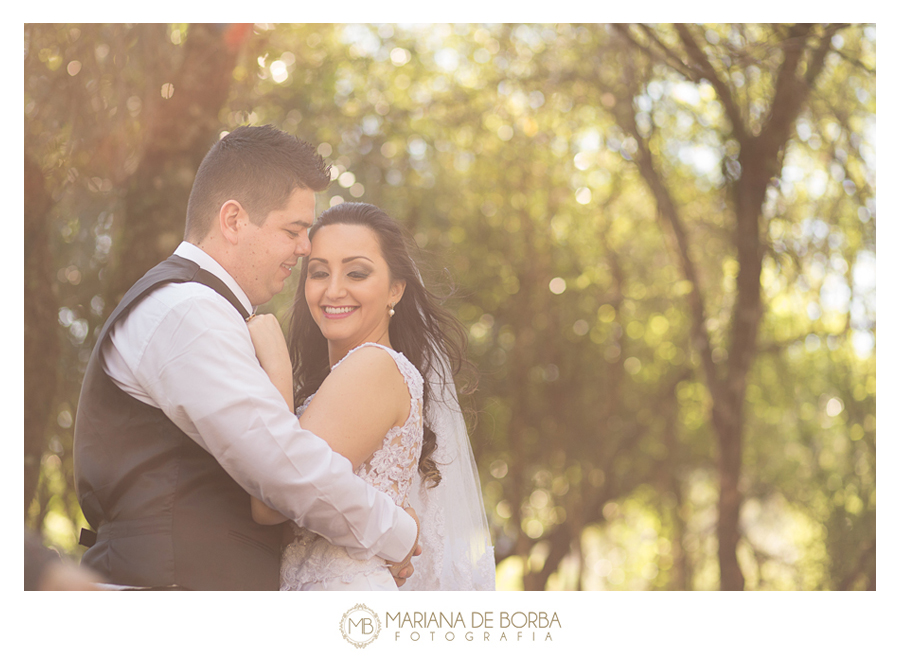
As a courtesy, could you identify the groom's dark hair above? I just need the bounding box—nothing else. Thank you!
[184,125,331,241]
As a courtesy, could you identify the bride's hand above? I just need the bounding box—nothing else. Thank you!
[389,506,422,587]
[247,314,293,408]
[247,314,290,372]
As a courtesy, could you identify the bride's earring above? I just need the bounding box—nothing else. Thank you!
[388,303,395,318]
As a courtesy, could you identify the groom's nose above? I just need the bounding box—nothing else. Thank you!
[295,231,311,257]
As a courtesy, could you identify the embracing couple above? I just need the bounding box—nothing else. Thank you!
[73,125,495,591]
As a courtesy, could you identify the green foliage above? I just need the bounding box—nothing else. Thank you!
[24,23,875,589]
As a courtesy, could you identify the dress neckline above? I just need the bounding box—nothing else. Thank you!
[330,342,398,371]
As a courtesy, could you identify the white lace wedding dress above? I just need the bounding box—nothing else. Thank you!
[280,343,423,591]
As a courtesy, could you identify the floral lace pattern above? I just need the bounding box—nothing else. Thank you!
[280,343,423,590]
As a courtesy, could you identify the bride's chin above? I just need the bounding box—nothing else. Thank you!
[321,329,348,344]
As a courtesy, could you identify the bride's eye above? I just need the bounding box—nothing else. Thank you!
[309,270,328,279]
[348,270,370,280]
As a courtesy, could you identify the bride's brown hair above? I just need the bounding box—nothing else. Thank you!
[288,203,474,487]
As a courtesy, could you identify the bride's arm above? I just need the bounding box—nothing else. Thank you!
[298,346,409,470]
[250,495,289,525]
[246,317,409,524]
[251,345,409,525]
[247,315,294,524]
[247,314,293,409]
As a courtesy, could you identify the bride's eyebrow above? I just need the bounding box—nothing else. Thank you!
[307,256,374,265]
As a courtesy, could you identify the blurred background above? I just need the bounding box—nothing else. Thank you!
[24,23,875,590]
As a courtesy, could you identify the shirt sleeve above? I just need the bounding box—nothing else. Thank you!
[127,290,417,563]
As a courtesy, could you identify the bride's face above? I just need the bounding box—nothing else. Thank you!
[305,223,405,352]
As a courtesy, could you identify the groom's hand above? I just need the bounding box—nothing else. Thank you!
[389,506,421,587]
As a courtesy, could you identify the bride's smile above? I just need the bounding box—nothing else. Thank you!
[322,305,358,318]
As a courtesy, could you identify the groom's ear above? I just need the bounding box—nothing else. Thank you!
[218,200,247,246]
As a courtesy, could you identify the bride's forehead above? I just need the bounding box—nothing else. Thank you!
[311,223,383,255]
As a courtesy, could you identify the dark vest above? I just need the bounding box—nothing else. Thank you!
[73,255,282,590]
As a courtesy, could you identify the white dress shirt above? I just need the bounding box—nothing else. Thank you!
[101,241,416,563]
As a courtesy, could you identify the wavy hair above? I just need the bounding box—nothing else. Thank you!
[288,203,474,487]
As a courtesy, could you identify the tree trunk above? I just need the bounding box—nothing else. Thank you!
[110,23,252,304]
[24,154,59,518]
[528,524,573,591]
[714,136,769,591]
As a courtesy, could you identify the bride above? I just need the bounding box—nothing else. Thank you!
[247,202,495,591]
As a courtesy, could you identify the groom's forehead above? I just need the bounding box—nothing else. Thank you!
[285,217,313,229]
[263,189,317,227]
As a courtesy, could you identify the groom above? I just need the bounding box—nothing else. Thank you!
[73,125,419,590]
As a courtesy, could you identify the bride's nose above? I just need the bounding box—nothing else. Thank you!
[325,276,347,300]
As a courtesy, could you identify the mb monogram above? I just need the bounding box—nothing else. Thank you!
[340,604,382,648]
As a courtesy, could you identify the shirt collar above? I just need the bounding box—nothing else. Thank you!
[173,242,254,315]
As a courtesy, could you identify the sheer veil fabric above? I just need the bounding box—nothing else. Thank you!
[400,342,496,591]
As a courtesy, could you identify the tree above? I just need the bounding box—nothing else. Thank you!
[539,23,873,589]
[24,154,58,516]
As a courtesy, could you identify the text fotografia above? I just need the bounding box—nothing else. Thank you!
[386,611,561,642]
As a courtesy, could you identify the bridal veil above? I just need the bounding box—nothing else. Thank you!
[401,342,495,591]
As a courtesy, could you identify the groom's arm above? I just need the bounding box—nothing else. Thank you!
[246,315,421,580]
[106,286,417,562]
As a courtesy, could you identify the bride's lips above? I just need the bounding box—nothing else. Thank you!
[322,305,358,319]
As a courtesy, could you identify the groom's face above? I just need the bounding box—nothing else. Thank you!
[233,186,317,306]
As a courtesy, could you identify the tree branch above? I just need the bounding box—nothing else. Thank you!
[613,24,700,82]
[628,132,722,399]
[761,24,845,158]
[832,47,874,76]
[674,23,748,143]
